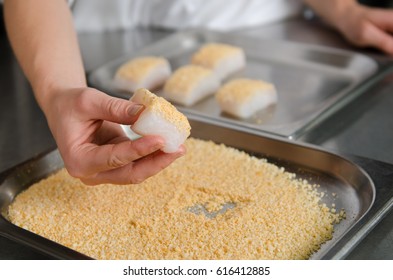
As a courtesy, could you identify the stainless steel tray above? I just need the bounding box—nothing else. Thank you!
[1,118,393,260]
[88,29,393,139]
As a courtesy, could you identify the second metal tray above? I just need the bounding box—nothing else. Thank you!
[1,118,393,259]
[88,29,391,139]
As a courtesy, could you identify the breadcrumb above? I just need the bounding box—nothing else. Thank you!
[115,56,168,83]
[8,138,343,260]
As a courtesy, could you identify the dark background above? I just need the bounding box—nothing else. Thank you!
[1,5,5,38]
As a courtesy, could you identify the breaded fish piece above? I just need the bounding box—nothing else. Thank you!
[163,65,220,106]
[191,43,245,81]
[216,78,277,119]
[114,56,171,92]
[130,88,191,153]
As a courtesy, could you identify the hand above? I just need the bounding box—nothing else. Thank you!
[3,1,185,185]
[334,4,393,55]
[305,0,393,55]
[43,87,186,185]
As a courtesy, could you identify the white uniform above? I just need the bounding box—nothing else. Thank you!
[69,0,302,33]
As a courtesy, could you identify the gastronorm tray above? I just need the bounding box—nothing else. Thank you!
[88,29,393,139]
[1,118,393,260]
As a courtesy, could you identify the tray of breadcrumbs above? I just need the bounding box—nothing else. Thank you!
[1,118,393,260]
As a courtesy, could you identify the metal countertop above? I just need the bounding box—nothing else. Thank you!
[0,18,392,259]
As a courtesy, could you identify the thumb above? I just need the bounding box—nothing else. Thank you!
[90,90,144,124]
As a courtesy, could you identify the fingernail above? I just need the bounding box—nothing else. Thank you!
[128,104,144,116]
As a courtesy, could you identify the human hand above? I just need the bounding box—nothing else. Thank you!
[305,0,393,55]
[4,1,185,185]
[43,87,186,185]
[334,3,393,55]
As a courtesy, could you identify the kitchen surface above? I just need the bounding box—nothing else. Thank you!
[1,13,393,259]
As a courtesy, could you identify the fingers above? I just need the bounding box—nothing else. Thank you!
[331,4,393,55]
[77,89,144,124]
[51,87,186,186]
[357,9,393,55]
[93,121,129,145]
[366,28,393,54]
[360,22,393,55]
[65,135,165,178]
[129,145,186,182]
[368,10,393,55]
[81,145,186,185]
[369,8,393,33]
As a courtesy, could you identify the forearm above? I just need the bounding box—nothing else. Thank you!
[4,0,185,185]
[3,0,86,114]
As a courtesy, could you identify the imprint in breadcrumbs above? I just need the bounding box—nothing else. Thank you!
[8,138,345,260]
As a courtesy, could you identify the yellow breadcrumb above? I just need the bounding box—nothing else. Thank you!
[8,138,343,260]
[216,78,276,103]
[191,43,243,68]
[115,56,168,82]
[164,65,214,97]
[133,88,191,133]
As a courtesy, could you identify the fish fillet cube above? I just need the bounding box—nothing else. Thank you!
[191,43,245,81]
[163,65,220,106]
[130,88,191,153]
[216,79,277,119]
[114,56,171,93]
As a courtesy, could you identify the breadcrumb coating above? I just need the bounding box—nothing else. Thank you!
[164,65,214,97]
[8,138,343,260]
[132,88,191,134]
[216,78,276,103]
[115,56,168,83]
[191,43,243,68]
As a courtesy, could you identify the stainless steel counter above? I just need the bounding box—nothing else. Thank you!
[0,18,392,259]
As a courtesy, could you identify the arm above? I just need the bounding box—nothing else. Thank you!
[304,0,393,55]
[4,0,185,185]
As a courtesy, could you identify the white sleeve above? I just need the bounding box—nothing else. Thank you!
[143,0,303,31]
[71,0,302,33]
